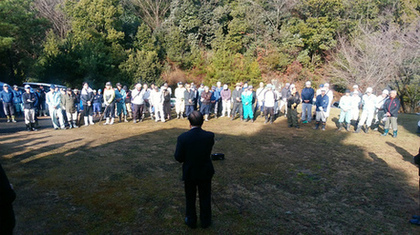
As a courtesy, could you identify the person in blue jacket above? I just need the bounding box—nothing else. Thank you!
[301,81,314,123]
[314,88,329,130]
[0,84,16,123]
[12,85,23,118]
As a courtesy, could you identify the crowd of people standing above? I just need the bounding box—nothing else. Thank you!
[1,80,401,137]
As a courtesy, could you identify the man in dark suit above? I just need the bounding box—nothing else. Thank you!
[0,163,16,235]
[174,111,215,229]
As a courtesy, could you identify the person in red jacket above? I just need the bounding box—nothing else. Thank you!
[381,90,400,138]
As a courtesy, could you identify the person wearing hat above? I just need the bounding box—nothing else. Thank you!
[22,85,37,131]
[231,83,243,120]
[114,83,128,122]
[263,84,277,124]
[355,87,377,133]
[337,89,352,131]
[12,85,23,118]
[301,81,314,124]
[373,89,389,131]
[287,84,300,128]
[279,83,290,116]
[61,88,78,129]
[220,84,231,118]
[350,90,361,126]
[241,85,254,122]
[80,82,95,126]
[175,82,186,119]
[103,82,116,125]
[46,85,65,130]
[131,83,145,123]
[184,83,196,118]
[314,88,329,130]
[0,84,16,123]
[382,90,400,138]
[150,86,165,122]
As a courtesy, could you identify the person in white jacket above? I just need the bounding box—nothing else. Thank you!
[355,87,377,133]
[175,82,186,119]
[373,89,389,131]
[150,86,165,122]
[131,83,145,123]
[337,90,352,131]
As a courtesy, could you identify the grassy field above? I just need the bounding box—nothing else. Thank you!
[1,108,419,234]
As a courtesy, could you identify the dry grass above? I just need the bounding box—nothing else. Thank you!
[0,108,419,234]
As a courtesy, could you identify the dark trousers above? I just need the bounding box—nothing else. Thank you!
[185,179,212,224]
[287,108,298,126]
[264,106,274,122]
[104,103,115,118]
[185,105,194,117]
[231,102,242,118]
[3,102,15,117]
[163,102,171,118]
[83,104,93,116]
[132,104,144,120]
[200,103,211,115]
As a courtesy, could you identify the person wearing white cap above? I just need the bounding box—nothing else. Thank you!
[22,85,37,131]
[175,82,186,119]
[301,81,314,124]
[279,83,290,115]
[314,88,329,130]
[323,83,334,118]
[150,86,165,122]
[263,84,277,124]
[337,90,352,131]
[355,87,377,133]
[373,89,389,131]
[131,83,145,123]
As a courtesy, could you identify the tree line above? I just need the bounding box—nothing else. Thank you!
[0,0,419,112]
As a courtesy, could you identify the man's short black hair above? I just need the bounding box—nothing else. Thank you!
[188,111,204,127]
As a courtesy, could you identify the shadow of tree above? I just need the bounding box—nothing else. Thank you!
[0,118,419,234]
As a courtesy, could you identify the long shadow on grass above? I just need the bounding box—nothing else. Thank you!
[2,118,420,234]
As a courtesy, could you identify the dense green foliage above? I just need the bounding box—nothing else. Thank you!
[0,0,419,110]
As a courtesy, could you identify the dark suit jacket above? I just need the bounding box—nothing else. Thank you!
[175,127,215,181]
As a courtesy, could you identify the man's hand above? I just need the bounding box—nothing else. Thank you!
[319,107,323,111]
